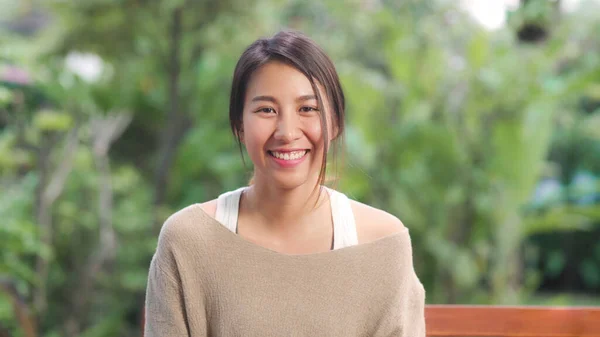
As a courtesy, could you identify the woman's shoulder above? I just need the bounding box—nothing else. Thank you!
[158,188,241,248]
[198,199,218,218]
[156,201,219,252]
[345,196,407,245]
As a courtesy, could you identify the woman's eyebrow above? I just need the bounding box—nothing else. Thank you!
[297,95,316,102]
[251,95,277,103]
[250,95,316,103]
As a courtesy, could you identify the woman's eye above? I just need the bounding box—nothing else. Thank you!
[300,106,318,113]
[256,107,275,113]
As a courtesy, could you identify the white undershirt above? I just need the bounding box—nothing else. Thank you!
[214,186,358,250]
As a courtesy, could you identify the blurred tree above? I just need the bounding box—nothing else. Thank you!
[512,0,561,43]
[48,0,268,231]
[529,3,600,294]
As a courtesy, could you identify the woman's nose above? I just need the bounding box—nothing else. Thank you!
[274,113,300,142]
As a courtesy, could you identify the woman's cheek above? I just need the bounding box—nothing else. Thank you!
[307,119,323,143]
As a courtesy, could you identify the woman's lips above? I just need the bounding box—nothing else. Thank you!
[267,150,309,168]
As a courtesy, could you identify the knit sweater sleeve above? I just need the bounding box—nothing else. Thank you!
[144,212,207,337]
[393,230,426,337]
[399,270,426,336]
[144,255,190,337]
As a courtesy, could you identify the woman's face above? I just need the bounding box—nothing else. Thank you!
[241,61,335,190]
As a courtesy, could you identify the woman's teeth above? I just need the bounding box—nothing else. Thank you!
[270,150,308,160]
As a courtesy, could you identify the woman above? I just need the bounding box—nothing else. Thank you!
[144,30,426,336]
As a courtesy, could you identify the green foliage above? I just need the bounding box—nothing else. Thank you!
[0,174,40,332]
[32,110,72,131]
[0,174,40,270]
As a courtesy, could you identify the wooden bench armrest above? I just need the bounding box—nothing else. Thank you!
[425,305,600,336]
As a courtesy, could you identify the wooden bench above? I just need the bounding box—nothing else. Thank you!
[140,305,600,336]
[425,305,600,337]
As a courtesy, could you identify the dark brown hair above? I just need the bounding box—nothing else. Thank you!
[229,30,345,197]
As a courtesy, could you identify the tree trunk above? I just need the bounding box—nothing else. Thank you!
[64,114,130,336]
[0,279,37,337]
[153,7,192,232]
[33,129,79,317]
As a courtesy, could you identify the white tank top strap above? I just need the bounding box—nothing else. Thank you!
[215,187,246,233]
[214,186,358,250]
[326,187,359,250]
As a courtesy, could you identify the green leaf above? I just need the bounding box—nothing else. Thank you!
[32,109,73,131]
[467,31,489,70]
[159,0,187,14]
[580,259,600,288]
[452,251,479,289]
[0,86,13,105]
[523,205,597,236]
[545,250,566,278]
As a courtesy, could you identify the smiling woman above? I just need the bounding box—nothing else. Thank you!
[143,30,426,337]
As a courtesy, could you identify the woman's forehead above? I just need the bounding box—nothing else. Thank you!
[245,61,326,101]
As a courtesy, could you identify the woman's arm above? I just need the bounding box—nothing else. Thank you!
[401,271,426,336]
[144,211,208,337]
[144,256,190,337]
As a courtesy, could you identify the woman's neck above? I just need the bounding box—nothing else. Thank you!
[242,178,329,235]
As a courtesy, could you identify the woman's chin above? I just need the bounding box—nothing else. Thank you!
[270,177,307,190]
[265,172,317,191]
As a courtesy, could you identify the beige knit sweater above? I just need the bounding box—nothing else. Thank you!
[144,203,426,336]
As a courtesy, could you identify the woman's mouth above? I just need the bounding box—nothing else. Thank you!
[267,150,310,168]
[267,150,309,161]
